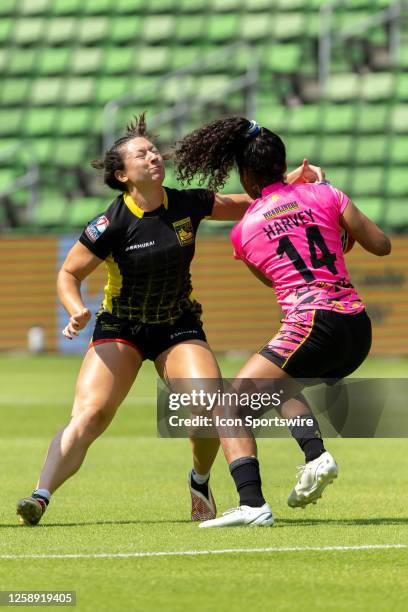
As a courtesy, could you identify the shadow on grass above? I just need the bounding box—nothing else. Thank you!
[276,517,408,527]
[0,519,192,529]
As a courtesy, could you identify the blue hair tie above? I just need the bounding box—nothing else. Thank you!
[246,120,261,139]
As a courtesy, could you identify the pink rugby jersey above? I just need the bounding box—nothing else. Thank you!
[231,181,364,316]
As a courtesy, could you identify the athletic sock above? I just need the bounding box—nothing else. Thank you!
[190,469,210,498]
[288,416,326,462]
[32,488,51,507]
[229,457,266,508]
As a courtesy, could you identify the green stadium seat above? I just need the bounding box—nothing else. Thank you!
[53,138,88,166]
[171,47,200,71]
[355,197,383,222]
[77,18,110,44]
[354,135,387,165]
[246,0,277,10]
[212,0,244,12]
[387,199,408,229]
[64,78,95,105]
[0,169,22,191]
[389,136,408,164]
[386,169,408,197]
[356,104,389,133]
[1,79,31,105]
[263,43,302,73]
[115,0,145,12]
[28,138,54,164]
[68,197,103,226]
[327,74,359,101]
[82,0,113,14]
[207,14,240,43]
[14,19,46,45]
[0,110,23,137]
[361,73,395,102]
[143,16,176,44]
[272,13,305,40]
[7,49,39,75]
[176,16,207,43]
[51,0,82,14]
[0,0,15,16]
[326,167,350,192]
[104,48,136,74]
[391,105,408,133]
[0,19,13,44]
[70,48,104,75]
[320,135,354,165]
[285,135,318,165]
[320,104,356,133]
[352,167,384,197]
[37,48,71,75]
[34,190,67,227]
[46,18,77,45]
[161,76,196,102]
[179,0,207,11]
[256,104,288,133]
[110,17,143,43]
[396,73,408,101]
[286,105,320,134]
[146,0,180,12]
[95,77,129,105]
[18,0,50,15]
[136,47,172,75]
[25,108,58,136]
[0,49,8,73]
[31,78,63,105]
[194,75,231,99]
[240,14,272,41]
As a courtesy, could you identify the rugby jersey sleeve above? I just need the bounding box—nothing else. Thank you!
[78,210,115,260]
[183,188,215,220]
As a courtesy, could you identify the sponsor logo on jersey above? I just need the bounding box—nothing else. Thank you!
[263,201,299,221]
[85,215,109,242]
[170,329,198,339]
[173,217,194,246]
[125,241,156,252]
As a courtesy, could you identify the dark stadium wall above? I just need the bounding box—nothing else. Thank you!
[0,235,407,355]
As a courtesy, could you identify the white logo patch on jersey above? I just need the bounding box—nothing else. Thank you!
[85,215,109,242]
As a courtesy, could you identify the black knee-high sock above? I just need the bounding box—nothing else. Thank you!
[289,415,326,462]
[229,457,266,507]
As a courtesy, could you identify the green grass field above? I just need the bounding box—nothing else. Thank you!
[0,354,407,611]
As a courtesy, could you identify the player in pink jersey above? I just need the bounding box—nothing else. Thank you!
[175,116,391,527]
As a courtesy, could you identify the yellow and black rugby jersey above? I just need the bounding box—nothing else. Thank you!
[79,186,215,324]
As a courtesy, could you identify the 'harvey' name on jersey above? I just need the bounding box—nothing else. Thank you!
[262,204,316,239]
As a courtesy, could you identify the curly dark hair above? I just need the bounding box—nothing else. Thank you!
[174,116,286,193]
[91,112,153,191]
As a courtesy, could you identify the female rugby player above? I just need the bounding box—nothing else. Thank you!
[16,114,323,526]
[174,116,391,527]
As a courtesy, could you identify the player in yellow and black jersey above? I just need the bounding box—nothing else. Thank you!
[16,113,324,526]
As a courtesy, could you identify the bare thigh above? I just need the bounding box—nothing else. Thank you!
[72,342,143,426]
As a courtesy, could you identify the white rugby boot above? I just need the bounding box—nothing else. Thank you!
[199,503,273,528]
[287,451,338,509]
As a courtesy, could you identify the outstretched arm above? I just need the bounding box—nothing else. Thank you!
[210,160,325,220]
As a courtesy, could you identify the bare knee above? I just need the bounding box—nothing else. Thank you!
[71,407,113,441]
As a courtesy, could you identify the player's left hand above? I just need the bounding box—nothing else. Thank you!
[288,159,325,185]
[62,308,91,340]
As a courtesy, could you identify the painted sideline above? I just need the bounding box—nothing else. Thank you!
[1,544,406,560]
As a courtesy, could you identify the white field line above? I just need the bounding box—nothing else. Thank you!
[0,544,406,560]
[0,397,155,406]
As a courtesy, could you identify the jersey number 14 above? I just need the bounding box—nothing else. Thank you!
[276,225,338,283]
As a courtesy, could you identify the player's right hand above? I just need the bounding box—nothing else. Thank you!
[62,308,91,340]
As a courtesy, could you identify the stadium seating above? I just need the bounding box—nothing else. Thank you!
[0,0,406,231]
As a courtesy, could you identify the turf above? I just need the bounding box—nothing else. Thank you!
[0,355,407,611]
